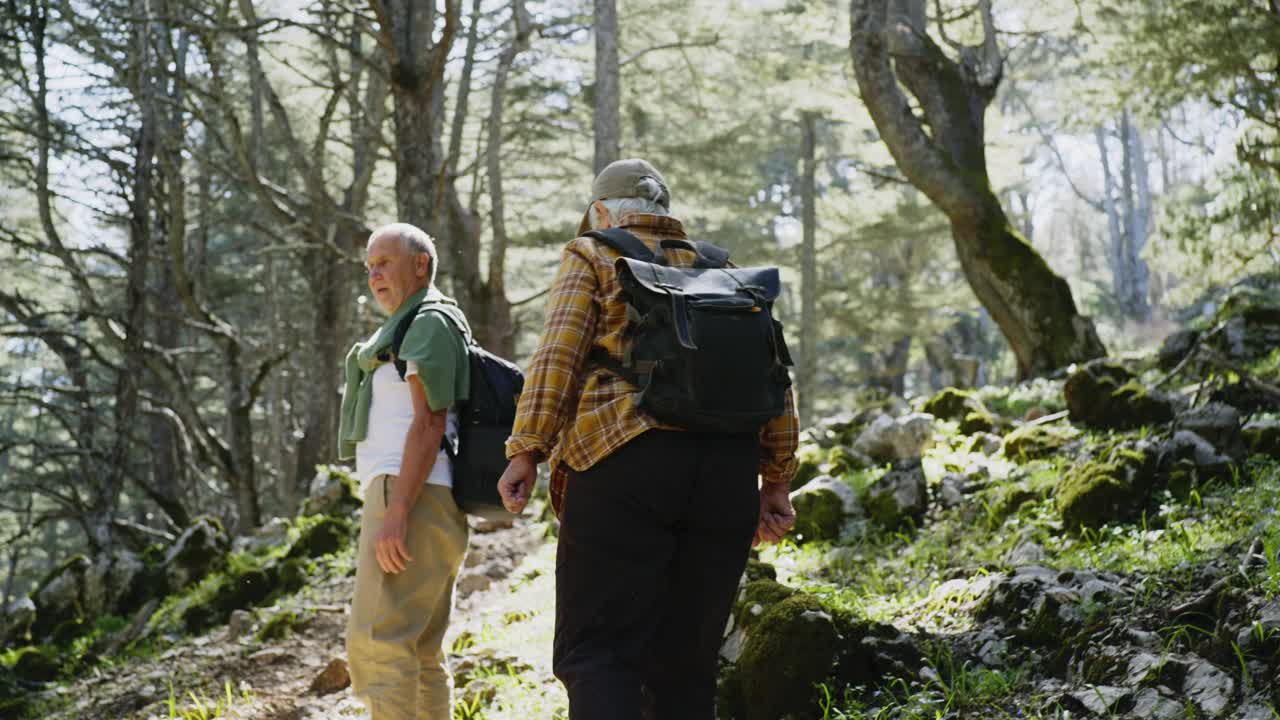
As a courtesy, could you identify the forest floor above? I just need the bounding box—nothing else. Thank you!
[30,511,570,720]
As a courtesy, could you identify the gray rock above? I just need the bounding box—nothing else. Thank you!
[864,460,928,529]
[978,566,1129,643]
[1235,600,1280,657]
[0,597,35,646]
[302,468,362,517]
[1003,540,1045,566]
[1183,657,1234,718]
[227,610,254,641]
[853,414,935,463]
[457,573,492,595]
[790,475,858,542]
[1235,700,1280,720]
[231,517,290,554]
[938,474,966,509]
[969,432,1003,456]
[1065,685,1128,715]
[1158,329,1199,370]
[1131,687,1185,720]
[1176,402,1246,461]
[1243,419,1280,457]
[164,517,230,591]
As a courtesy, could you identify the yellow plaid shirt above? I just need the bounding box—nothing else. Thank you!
[505,213,800,516]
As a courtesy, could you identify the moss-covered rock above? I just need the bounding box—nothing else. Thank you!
[1003,423,1078,462]
[11,646,59,683]
[1064,360,1174,430]
[1055,440,1158,530]
[790,444,824,491]
[923,388,999,435]
[300,466,363,518]
[722,594,845,720]
[826,445,870,477]
[720,590,920,720]
[743,558,777,584]
[733,580,798,633]
[29,555,90,643]
[286,516,353,560]
[980,476,1052,527]
[790,476,855,543]
[923,387,979,420]
[1244,420,1280,457]
[256,610,300,642]
[275,557,309,595]
[864,460,928,530]
[164,517,230,592]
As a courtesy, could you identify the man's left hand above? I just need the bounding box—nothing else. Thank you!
[376,504,413,574]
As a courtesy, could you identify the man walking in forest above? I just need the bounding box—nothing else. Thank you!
[338,223,472,720]
[497,159,801,719]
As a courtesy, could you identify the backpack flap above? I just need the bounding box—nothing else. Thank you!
[613,257,781,304]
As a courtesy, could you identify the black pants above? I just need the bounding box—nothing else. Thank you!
[553,429,760,720]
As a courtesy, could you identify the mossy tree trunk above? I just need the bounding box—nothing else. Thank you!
[849,0,1106,378]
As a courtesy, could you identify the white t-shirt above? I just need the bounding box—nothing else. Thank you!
[355,362,458,495]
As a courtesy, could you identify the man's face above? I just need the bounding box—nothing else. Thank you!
[366,233,429,314]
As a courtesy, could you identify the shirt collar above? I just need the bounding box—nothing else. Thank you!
[614,212,687,239]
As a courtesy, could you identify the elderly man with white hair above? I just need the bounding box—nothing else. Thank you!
[337,222,472,720]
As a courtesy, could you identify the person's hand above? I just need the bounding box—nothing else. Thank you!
[753,481,796,547]
[376,502,413,574]
[498,453,538,514]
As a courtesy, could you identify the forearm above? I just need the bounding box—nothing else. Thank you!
[759,386,800,484]
[390,415,444,512]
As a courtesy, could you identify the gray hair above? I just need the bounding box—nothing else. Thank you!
[588,192,670,231]
[368,222,438,288]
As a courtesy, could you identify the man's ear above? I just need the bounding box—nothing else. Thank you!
[416,253,431,280]
[589,200,612,230]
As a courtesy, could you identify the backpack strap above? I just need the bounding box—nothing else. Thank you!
[584,228,658,263]
[388,301,473,381]
[389,302,423,381]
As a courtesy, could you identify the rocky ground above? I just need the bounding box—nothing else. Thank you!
[15,516,567,720]
[7,274,1280,719]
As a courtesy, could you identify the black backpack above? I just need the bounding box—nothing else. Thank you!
[390,303,523,521]
[585,228,793,433]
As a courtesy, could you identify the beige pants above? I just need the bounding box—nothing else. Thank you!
[347,476,469,720]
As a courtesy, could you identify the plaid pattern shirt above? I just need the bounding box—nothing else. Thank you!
[505,213,800,516]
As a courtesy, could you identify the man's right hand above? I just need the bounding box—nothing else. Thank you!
[753,480,797,547]
[497,452,538,514]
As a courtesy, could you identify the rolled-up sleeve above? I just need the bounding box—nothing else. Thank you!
[758,386,799,485]
[506,242,599,462]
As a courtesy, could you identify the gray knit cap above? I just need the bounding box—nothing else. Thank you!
[576,158,671,236]
[589,158,670,207]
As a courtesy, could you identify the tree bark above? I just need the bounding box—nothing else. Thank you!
[593,0,620,173]
[849,0,1105,378]
[1122,113,1152,318]
[371,0,457,240]
[482,0,531,359]
[798,112,818,426]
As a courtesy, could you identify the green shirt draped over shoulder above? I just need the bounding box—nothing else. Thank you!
[337,287,472,460]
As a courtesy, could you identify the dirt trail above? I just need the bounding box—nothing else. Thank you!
[39,516,565,720]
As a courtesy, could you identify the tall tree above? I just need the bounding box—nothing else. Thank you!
[593,0,620,173]
[849,0,1106,378]
[798,111,818,426]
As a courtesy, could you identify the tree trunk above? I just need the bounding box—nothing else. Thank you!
[1095,125,1127,311]
[849,0,1105,378]
[798,112,818,426]
[482,0,531,359]
[373,0,457,252]
[1122,113,1152,318]
[593,0,620,173]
